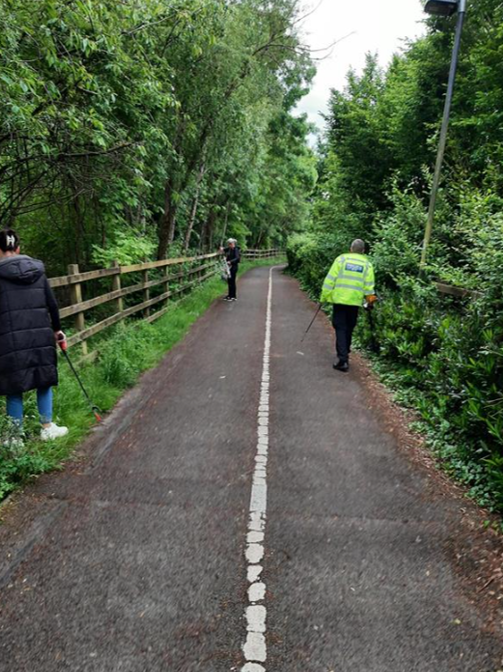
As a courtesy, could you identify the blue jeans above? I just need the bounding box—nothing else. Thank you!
[6,388,53,427]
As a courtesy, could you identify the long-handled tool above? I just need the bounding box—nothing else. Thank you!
[301,303,323,343]
[58,335,102,422]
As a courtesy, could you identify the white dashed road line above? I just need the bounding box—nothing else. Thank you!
[241,266,275,671]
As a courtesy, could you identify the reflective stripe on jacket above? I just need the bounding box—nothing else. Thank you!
[320,253,375,307]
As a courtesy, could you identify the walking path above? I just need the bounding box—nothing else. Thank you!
[0,266,501,672]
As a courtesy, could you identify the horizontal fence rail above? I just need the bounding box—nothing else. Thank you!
[48,249,283,353]
[242,248,283,259]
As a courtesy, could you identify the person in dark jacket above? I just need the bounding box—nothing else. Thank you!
[220,238,240,301]
[0,229,68,442]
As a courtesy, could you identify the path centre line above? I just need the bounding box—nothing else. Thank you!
[241,266,276,672]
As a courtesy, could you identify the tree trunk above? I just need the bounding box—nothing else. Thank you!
[70,178,86,268]
[158,118,186,259]
[157,179,177,260]
[183,161,206,252]
[219,202,230,247]
[254,224,266,249]
[201,207,217,252]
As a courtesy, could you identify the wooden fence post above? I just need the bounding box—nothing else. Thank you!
[142,267,150,318]
[68,264,87,355]
[163,264,170,309]
[112,260,123,313]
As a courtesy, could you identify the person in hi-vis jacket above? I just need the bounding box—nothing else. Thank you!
[320,239,376,372]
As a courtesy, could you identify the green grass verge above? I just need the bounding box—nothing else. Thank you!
[0,257,285,500]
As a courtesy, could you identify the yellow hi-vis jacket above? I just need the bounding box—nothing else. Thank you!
[320,252,375,307]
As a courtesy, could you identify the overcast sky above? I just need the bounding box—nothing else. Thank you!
[296,0,427,137]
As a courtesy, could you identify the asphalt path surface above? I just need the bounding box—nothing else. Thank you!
[0,266,502,672]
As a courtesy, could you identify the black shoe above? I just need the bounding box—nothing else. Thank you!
[333,360,349,372]
[223,296,231,301]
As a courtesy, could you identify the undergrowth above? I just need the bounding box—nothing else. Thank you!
[358,349,503,532]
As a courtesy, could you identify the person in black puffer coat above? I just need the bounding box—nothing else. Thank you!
[0,229,68,443]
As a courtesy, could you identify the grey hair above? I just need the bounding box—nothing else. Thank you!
[350,239,365,253]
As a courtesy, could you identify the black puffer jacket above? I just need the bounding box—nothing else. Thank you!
[0,255,61,396]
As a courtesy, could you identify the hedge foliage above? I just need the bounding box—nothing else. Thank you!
[288,189,503,511]
[288,1,503,511]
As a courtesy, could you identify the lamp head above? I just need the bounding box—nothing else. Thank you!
[424,0,459,16]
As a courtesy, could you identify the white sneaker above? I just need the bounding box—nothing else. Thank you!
[41,423,69,441]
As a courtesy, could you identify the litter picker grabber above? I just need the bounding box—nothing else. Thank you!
[57,335,102,422]
[301,303,323,343]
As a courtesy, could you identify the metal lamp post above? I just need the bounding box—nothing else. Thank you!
[420,0,467,267]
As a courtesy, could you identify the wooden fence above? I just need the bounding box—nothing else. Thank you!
[242,248,283,259]
[49,249,284,353]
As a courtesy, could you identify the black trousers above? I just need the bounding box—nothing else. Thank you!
[227,265,238,298]
[332,304,359,363]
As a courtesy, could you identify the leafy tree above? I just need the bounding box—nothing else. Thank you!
[0,0,316,271]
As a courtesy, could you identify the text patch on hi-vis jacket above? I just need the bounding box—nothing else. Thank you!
[345,262,364,273]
